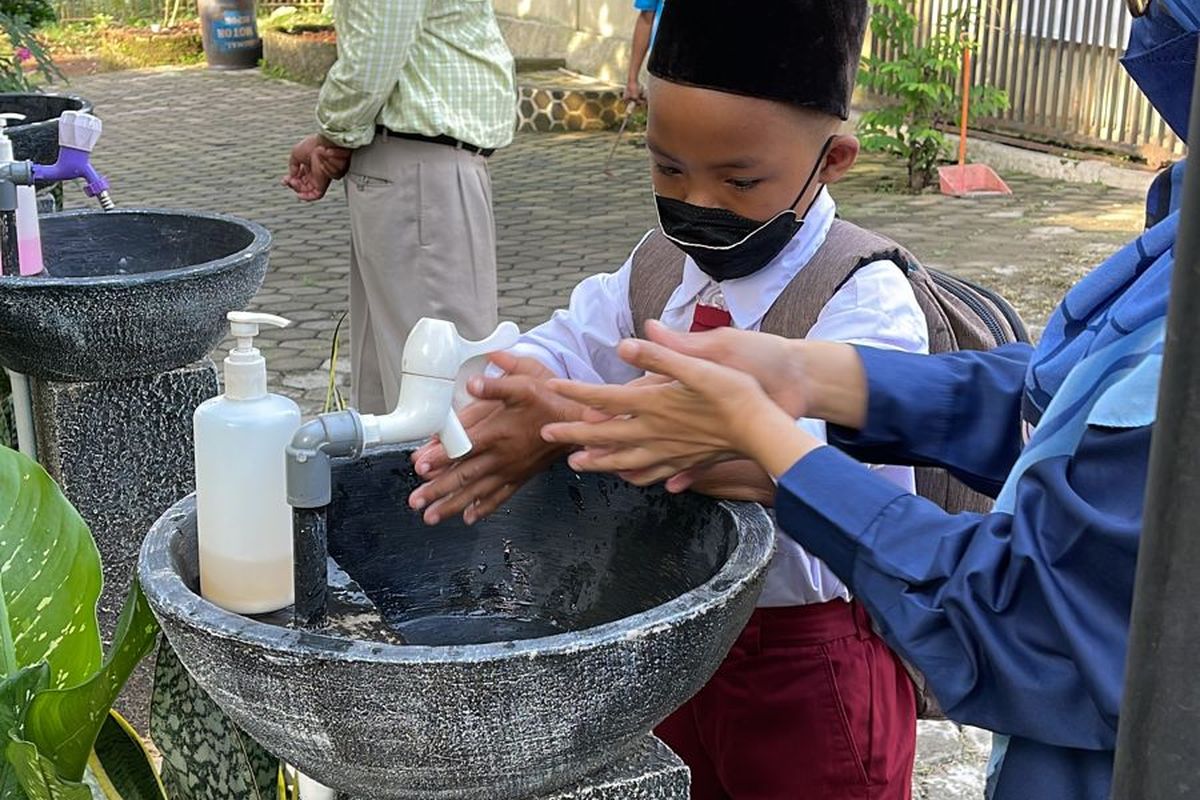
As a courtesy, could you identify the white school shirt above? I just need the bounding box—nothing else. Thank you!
[511,189,930,607]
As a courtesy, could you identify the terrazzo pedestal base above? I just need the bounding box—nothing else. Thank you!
[32,360,219,729]
[335,737,690,800]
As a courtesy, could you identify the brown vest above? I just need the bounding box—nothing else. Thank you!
[629,220,1025,520]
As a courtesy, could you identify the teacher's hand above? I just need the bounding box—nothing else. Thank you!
[637,321,811,416]
[542,325,820,477]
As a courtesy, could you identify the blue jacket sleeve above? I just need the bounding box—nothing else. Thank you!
[828,343,1033,497]
[776,426,1146,750]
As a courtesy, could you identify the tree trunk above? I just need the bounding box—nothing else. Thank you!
[907,149,928,193]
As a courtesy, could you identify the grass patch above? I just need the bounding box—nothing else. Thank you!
[261,7,333,33]
[37,16,203,72]
[257,58,292,81]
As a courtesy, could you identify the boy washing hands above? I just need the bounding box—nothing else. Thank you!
[411,2,924,796]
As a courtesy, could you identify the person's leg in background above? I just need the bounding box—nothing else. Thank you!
[346,136,499,414]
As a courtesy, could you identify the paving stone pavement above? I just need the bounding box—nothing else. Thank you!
[61,67,1147,794]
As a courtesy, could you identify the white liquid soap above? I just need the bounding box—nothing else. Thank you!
[0,113,42,276]
[195,311,301,614]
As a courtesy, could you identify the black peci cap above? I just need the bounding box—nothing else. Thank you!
[648,0,871,120]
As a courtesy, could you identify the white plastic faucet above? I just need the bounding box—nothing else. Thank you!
[57,110,103,152]
[357,318,521,458]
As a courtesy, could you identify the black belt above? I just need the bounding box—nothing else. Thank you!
[376,127,495,157]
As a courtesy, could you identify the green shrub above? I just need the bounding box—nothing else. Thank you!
[0,0,54,27]
[0,11,59,92]
[263,5,333,33]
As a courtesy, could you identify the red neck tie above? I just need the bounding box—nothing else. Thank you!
[691,303,733,332]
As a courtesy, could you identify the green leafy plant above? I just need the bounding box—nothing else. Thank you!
[160,0,186,30]
[0,444,163,798]
[0,1,54,28]
[262,6,333,33]
[0,11,60,92]
[0,439,318,798]
[150,646,280,800]
[858,0,1008,192]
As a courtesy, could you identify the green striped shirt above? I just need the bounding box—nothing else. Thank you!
[317,0,516,151]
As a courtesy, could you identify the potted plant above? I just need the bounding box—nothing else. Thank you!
[260,6,337,86]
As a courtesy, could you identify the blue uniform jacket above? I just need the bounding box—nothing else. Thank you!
[773,168,1182,798]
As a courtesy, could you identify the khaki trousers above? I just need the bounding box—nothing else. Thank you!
[345,135,499,414]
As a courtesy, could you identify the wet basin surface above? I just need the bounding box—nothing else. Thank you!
[324,451,745,646]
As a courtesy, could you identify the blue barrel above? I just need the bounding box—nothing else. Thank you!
[198,0,262,70]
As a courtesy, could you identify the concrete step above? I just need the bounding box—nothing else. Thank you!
[517,69,627,133]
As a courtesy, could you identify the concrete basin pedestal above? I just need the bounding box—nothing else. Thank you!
[339,736,690,800]
[0,209,271,727]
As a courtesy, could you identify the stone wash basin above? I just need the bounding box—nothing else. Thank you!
[0,93,94,170]
[0,209,270,382]
[140,448,774,800]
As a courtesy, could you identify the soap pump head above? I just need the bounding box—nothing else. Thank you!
[225,311,290,400]
[0,113,25,161]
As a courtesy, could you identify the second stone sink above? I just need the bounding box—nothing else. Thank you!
[0,208,270,381]
[140,448,774,800]
[0,93,94,169]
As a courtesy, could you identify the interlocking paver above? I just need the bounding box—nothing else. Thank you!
[55,65,1149,795]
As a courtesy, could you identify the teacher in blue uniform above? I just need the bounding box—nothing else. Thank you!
[534,2,1196,798]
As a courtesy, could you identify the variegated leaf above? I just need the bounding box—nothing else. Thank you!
[0,447,102,687]
[151,644,278,800]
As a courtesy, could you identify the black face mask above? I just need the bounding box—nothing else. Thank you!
[654,137,834,282]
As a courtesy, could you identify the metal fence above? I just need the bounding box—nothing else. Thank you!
[869,0,1185,163]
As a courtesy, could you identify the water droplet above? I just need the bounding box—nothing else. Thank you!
[567,485,584,512]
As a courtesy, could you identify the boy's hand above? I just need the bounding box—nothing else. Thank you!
[408,353,586,526]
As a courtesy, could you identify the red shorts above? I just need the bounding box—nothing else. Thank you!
[656,600,916,800]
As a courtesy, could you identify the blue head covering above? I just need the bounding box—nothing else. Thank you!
[1022,0,1195,425]
[1122,0,1199,139]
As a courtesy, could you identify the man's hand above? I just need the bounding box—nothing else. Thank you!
[408,353,587,526]
[622,81,644,104]
[283,134,352,202]
[315,140,351,181]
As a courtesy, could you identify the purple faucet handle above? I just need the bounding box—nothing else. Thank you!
[30,145,110,198]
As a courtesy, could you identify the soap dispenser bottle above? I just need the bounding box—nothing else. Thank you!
[0,113,41,277]
[195,312,302,614]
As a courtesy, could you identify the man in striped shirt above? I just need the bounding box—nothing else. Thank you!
[283,0,516,415]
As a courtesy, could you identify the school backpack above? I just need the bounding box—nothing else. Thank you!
[629,219,1031,719]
